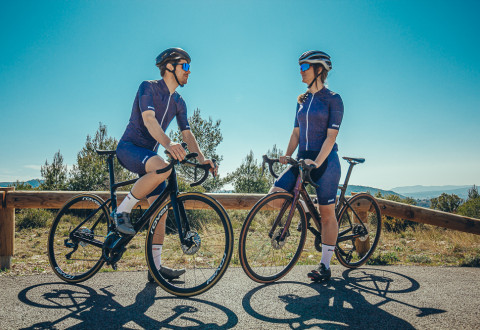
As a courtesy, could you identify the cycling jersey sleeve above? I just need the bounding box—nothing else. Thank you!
[328,94,344,130]
[294,103,300,128]
[176,97,190,131]
[138,81,155,113]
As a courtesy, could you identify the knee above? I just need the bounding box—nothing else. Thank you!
[320,214,337,225]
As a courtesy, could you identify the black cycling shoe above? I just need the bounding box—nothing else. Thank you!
[147,266,186,282]
[307,263,331,282]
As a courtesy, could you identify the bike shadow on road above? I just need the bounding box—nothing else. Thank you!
[241,267,446,329]
[17,281,238,329]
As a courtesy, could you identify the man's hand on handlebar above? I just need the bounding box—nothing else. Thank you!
[279,155,290,165]
[201,159,218,177]
[166,142,187,161]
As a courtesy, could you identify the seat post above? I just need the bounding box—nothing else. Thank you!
[343,162,356,191]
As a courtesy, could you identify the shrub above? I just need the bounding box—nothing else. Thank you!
[460,255,480,267]
[367,251,399,265]
[16,209,52,230]
[407,254,432,264]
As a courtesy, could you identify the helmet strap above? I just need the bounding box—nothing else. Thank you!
[166,63,184,88]
[308,72,322,89]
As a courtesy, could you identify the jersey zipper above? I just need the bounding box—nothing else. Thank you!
[153,94,172,151]
[305,94,314,150]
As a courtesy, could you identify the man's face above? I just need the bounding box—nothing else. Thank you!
[174,59,190,85]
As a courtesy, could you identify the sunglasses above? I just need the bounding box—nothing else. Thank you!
[175,62,190,71]
[300,63,311,72]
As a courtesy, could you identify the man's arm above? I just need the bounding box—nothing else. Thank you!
[142,111,186,160]
[181,129,217,175]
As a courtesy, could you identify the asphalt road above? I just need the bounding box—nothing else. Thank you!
[0,265,479,329]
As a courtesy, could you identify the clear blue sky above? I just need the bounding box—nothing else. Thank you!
[1,0,479,190]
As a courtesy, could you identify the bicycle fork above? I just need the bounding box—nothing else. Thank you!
[269,174,303,242]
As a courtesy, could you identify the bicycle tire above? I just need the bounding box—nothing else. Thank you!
[239,192,307,283]
[145,192,233,297]
[335,193,382,268]
[48,193,110,282]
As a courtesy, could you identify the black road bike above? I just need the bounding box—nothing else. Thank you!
[238,155,382,283]
[48,147,233,297]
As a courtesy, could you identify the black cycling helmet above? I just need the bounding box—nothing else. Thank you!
[155,47,191,68]
[155,47,191,87]
[299,50,332,71]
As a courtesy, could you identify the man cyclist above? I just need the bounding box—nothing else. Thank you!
[114,47,216,280]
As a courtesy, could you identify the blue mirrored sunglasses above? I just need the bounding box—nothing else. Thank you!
[300,63,310,72]
[176,62,190,71]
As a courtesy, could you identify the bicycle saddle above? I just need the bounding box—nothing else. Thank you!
[342,157,365,164]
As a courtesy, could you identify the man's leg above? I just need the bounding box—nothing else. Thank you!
[115,155,170,235]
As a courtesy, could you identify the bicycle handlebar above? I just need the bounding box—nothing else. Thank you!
[262,155,319,189]
[162,142,217,187]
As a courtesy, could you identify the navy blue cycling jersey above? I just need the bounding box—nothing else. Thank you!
[120,79,190,151]
[294,87,344,152]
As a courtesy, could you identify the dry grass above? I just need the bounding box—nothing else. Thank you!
[1,213,479,277]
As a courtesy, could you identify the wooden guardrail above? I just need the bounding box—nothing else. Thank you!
[1,189,480,269]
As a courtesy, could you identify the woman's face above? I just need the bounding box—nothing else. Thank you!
[300,63,322,84]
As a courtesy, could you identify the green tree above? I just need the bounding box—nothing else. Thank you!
[69,123,135,191]
[12,180,36,190]
[227,150,270,193]
[169,108,225,192]
[467,185,479,201]
[457,194,480,219]
[40,150,68,190]
[430,193,462,213]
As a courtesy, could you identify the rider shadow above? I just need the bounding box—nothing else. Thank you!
[18,282,238,329]
[242,268,445,329]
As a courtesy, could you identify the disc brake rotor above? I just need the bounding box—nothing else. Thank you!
[181,231,201,255]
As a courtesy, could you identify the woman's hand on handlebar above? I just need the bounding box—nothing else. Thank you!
[303,159,319,168]
[166,142,187,161]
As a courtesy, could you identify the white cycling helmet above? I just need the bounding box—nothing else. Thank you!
[299,50,332,71]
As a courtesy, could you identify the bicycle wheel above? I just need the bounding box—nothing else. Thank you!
[145,192,233,297]
[335,193,382,268]
[48,194,110,282]
[239,192,307,283]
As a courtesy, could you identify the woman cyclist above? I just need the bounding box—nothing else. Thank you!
[270,50,344,282]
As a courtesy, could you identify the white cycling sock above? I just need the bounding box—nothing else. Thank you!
[152,244,162,269]
[117,192,139,214]
[320,244,335,269]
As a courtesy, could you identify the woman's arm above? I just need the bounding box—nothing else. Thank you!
[306,128,338,168]
[280,127,300,164]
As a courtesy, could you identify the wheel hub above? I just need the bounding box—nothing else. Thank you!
[182,231,201,255]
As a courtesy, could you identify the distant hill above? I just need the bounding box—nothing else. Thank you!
[0,179,43,188]
[390,185,475,199]
[343,185,404,198]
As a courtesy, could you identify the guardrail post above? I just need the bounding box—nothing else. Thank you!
[0,187,15,270]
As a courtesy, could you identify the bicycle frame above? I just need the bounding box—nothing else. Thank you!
[69,153,193,250]
[270,160,368,244]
